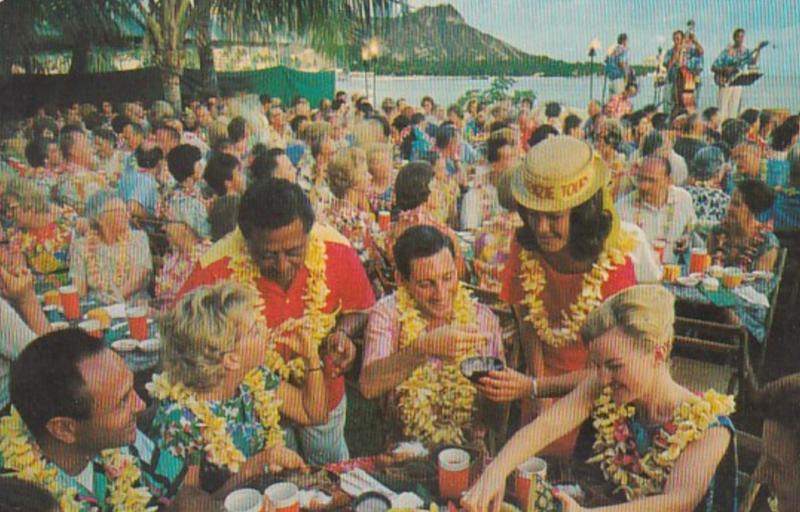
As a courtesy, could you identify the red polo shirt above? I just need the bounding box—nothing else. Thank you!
[178,238,375,411]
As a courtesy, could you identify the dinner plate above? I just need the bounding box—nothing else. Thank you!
[111,339,138,352]
[677,276,699,287]
[139,338,161,352]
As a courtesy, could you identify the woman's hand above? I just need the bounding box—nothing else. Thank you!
[476,368,532,402]
[263,445,308,475]
[0,265,35,303]
[460,466,507,512]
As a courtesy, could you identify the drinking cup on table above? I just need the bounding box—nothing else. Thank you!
[652,239,666,264]
[224,488,263,512]
[78,320,103,339]
[378,210,391,231]
[438,448,471,500]
[126,306,148,340]
[59,285,80,320]
[43,290,61,307]
[722,267,744,288]
[689,247,711,274]
[662,264,682,283]
[515,456,548,511]
[263,482,300,512]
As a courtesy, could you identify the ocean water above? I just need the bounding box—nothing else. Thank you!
[336,73,800,114]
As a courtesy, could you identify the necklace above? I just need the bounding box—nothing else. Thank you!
[518,234,630,348]
[0,408,156,512]
[395,284,479,445]
[10,223,71,274]
[146,368,283,473]
[587,387,735,501]
[712,224,769,270]
[226,230,337,381]
[86,229,129,296]
[633,189,675,242]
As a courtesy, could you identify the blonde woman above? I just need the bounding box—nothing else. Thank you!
[149,281,327,495]
[464,285,736,512]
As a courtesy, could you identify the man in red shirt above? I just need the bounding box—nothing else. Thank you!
[178,178,375,464]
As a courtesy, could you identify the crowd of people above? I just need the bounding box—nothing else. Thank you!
[0,77,799,512]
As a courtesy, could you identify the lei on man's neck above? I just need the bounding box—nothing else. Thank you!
[395,283,480,445]
[0,407,157,512]
[519,232,633,349]
[587,386,735,501]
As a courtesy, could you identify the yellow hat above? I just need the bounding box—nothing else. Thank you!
[511,135,610,212]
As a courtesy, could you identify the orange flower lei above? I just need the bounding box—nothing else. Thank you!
[519,234,632,348]
[10,224,71,274]
[86,229,129,296]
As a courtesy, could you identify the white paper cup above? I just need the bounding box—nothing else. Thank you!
[264,482,299,512]
[224,488,263,512]
[438,448,470,471]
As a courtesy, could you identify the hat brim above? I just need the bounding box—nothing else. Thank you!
[511,154,610,212]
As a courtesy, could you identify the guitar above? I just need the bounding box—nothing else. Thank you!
[714,41,768,86]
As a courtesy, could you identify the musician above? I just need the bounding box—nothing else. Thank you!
[605,33,631,95]
[665,29,704,115]
[712,28,762,120]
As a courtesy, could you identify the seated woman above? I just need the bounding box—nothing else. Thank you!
[463,285,736,512]
[750,373,800,512]
[68,191,153,304]
[706,179,779,272]
[149,281,327,495]
[3,178,72,290]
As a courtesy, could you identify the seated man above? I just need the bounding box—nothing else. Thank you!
[360,225,504,445]
[0,329,212,511]
[616,155,697,263]
[179,178,375,464]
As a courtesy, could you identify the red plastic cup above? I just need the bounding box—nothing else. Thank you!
[263,482,299,512]
[126,306,148,341]
[59,285,81,320]
[378,210,391,231]
[78,320,103,339]
[515,457,547,511]
[689,248,711,274]
[438,448,470,500]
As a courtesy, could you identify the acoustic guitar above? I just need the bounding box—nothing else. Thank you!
[713,41,769,87]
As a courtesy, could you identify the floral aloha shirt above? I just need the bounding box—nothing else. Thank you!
[685,186,730,229]
[152,366,281,466]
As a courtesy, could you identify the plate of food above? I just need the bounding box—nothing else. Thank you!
[111,339,138,352]
[139,338,162,352]
[676,276,699,287]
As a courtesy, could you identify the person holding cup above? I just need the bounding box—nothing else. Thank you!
[705,179,779,272]
[68,190,152,305]
[480,136,659,457]
[462,285,737,512]
[149,281,325,497]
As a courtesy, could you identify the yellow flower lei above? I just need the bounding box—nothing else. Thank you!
[226,231,337,381]
[146,369,284,474]
[587,386,735,501]
[11,225,71,274]
[768,496,779,512]
[0,408,156,512]
[395,284,480,445]
[518,235,631,348]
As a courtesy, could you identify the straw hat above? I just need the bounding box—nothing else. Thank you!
[511,135,610,212]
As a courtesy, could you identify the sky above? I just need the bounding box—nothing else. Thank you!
[406,0,800,76]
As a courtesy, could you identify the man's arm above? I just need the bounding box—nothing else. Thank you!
[360,347,428,400]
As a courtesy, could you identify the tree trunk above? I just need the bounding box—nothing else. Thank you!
[69,38,90,75]
[196,0,218,97]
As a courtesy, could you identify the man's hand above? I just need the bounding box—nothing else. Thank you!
[413,325,487,361]
[263,445,308,475]
[277,319,318,360]
[326,330,356,378]
[476,368,532,403]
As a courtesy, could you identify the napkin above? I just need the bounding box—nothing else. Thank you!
[297,490,332,508]
[734,285,770,307]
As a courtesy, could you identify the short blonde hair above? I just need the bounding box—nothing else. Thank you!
[328,147,367,199]
[581,285,675,352]
[366,142,393,163]
[159,282,259,390]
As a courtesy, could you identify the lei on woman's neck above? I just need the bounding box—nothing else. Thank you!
[87,228,129,295]
[395,283,479,445]
[0,408,156,512]
[226,229,337,381]
[146,368,283,473]
[713,221,770,270]
[587,386,735,501]
[519,232,632,348]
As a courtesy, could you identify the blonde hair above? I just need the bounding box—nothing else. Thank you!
[328,147,367,199]
[581,285,675,352]
[352,119,384,147]
[159,282,259,390]
[366,142,392,163]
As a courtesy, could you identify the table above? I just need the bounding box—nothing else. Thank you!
[41,298,161,373]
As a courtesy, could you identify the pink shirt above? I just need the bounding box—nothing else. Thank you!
[363,293,504,369]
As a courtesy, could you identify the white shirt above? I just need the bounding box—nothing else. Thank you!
[616,186,696,264]
[0,298,36,410]
[668,150,689,186]
[621,221,663,283]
